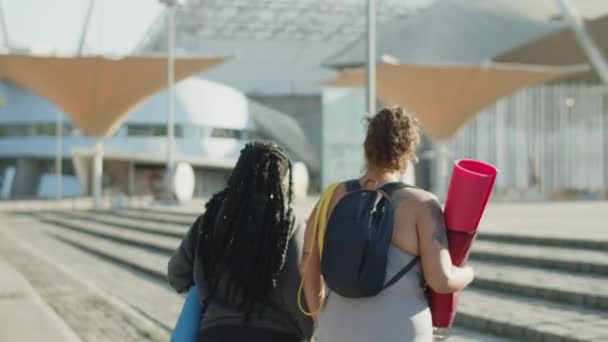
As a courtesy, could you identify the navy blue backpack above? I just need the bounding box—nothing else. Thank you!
[321,179,420,298]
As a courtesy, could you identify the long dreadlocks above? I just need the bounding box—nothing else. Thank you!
[197,140,295,319]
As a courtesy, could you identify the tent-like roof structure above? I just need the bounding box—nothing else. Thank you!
[496,14,608,81]
[324,0,608,69]
[323,0,606,139]
[0,53,226,136]
[328,63,584,139]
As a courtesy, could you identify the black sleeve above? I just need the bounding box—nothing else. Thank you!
[167,215,202,293]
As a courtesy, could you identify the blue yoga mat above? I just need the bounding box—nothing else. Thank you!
[171,287,201,342]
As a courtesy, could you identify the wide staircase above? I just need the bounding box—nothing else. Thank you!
[16,202,608,342]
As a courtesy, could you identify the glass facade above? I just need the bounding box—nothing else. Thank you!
[0,123,77,137]
[0,122,254,140]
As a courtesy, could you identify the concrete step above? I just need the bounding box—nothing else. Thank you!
[470,240,608,276]
[57,210,187,239]
[104,209,193,226]
[458,289,608,342]
[127,206,200,220]
[35,212,178,255]
[128,204,608,251]
[1,213,182,332]
[33,212,515,342]
[103,211,608,279]
[471,262,608,311]
[30,210,608,341]
[127,199,315,222]
[478,232,608,252]
[37,211,608,311]
[448,328,515,342]
[47,226,169,283]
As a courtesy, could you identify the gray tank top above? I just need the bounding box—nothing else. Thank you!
[315,246,433,342]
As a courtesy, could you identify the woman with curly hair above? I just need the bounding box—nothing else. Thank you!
[168,140,313,342]
[300,107,474,342]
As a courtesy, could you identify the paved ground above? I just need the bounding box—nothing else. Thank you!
[160,198,608,240]
[0,199,606,341]
[0,225,170,342]
[0,259,81,342]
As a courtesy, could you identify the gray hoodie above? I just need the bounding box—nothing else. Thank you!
[167,215,313,340]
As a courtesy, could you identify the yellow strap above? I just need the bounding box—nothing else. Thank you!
[315,183,337,258]
[297,183,339,317]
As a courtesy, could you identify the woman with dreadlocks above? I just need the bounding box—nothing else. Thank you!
[167,140,313,342]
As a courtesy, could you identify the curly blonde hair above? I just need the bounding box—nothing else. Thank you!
[363,106,420,173]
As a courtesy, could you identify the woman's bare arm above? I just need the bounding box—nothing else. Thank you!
[417,196,474,293]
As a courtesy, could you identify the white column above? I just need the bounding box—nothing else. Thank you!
[55,112,63,199]
[92,137,104,209]
[165,2,176,200]
[0,0,10,48]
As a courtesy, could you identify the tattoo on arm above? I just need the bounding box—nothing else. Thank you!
[427,200,448,248]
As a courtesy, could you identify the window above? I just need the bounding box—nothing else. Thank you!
[126,124,169,137]
[0,123,256,140]
[211,128,244,139]
[0,124,29,137]
[0,123,78,138]
[152,125,168,136]
[127,125,153,137]
[36,124,57,136]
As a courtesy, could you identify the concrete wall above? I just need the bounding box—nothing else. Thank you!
[448,83,607,199]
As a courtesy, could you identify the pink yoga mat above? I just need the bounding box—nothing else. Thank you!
[430,159,497,329]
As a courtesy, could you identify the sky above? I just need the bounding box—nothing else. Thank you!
[1,0,164,55]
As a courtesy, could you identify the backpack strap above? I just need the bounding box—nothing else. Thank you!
[379,182,414,196]
[346,180,413,194]
[381,256,420,290]
[344,179,362,192]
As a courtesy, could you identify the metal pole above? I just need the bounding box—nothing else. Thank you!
[555,0,608,85]
[165,4,176,200]
[0,0,10,49]
[366,0,376,115]
[55,112,63,199]
[78,0,96,55]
